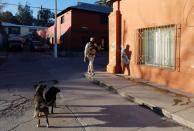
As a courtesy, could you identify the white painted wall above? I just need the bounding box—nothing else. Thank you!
[20,27,30,36]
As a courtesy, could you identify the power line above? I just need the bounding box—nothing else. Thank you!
[0,2,63,11]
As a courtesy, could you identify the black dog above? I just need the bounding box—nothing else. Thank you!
[43,86,60,113]
[33,84,60,127]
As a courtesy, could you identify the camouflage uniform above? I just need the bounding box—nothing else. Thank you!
[84,37,97,76]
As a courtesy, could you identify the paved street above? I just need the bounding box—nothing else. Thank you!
[0,52,192,131]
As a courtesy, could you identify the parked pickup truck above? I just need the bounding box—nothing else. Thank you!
[8,37,25,51]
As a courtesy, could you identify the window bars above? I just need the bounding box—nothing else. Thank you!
[138,25,176,69]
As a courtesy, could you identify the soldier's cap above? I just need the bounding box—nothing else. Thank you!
[90,37,95,41]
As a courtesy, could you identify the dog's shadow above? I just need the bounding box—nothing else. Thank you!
[37,125,74,128]
[48,108,72,119]
[39,106,82,130]
[43,125,84,128]
[39,105,78,128]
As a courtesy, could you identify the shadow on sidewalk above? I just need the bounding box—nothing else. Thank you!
[48,104,179,129]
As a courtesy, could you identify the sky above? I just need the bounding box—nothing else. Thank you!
[1,0,97,18]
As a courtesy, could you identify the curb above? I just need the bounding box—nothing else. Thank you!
[84,74,194,130]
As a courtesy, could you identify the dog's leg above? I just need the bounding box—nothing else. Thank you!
[33,110,36,118]
[46,115,49,128]
[34,110,39,118]
[37,118,40,127]
[51,105,54,114]
[38,112,41,117]
[54,101,56,107]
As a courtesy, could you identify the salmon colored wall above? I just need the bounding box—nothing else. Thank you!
[108,0,194,94]
[44,9,109,51]
[107,11,117,73]
[47,26,54,44]
[72,10,108,32]
[57,10,72,47]
[46,10,72,45]
[37,28,48,39]
[71,10,109,50]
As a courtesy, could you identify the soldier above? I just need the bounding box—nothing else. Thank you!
[121,44,132,75]
[84,37,99,76]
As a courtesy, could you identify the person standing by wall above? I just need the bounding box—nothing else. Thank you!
[121,44,132,75]
[84,37,99,76]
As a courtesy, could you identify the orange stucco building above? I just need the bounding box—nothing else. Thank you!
[107,0,194,94]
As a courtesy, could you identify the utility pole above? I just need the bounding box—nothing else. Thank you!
[54,0,58,58]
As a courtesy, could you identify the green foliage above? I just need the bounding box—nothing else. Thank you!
[0,11,18,24]
[95,0,112,7]
[15,3,33,25]
[0,0,5,12]
[37,8,54,26]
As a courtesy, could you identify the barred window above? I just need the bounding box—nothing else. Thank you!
[138,25,176,68]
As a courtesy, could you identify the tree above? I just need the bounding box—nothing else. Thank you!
[37,7,54,26]
[0,0,5,12]
[15,3,33,25]
[0,11,18,24]
[95,0,108,6]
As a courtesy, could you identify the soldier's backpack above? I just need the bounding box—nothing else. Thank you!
[87,42,97,55]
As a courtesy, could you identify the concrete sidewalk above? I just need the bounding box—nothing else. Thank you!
[85,71,194,130]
